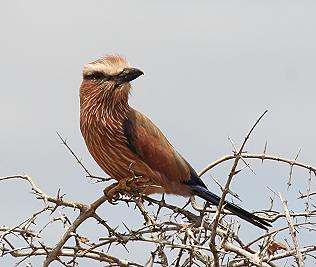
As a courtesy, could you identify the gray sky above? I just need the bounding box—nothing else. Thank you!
[1,1,316,265]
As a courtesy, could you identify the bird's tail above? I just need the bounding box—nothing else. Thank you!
[191,185,271,230]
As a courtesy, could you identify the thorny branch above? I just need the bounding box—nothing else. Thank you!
[1,112,316,266]
[209,110,268,267]
[279,193,304,267]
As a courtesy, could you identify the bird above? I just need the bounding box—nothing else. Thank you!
[79,55,271,230]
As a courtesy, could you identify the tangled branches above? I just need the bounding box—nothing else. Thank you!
[1,112,316,266]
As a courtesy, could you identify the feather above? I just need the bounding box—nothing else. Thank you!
[191,185,271,230]
[123,109,191,184]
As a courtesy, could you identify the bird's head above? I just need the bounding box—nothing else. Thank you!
[80,55,143,110]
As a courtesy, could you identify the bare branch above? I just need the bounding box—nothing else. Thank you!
[279,193,304,267]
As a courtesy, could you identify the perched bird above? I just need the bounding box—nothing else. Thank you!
[80,55,271,230]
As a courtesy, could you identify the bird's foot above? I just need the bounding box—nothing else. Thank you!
[103,178,133,202]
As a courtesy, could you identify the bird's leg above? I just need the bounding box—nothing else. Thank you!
[103,176,163,202]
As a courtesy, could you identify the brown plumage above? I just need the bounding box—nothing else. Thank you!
[79,55,271,230]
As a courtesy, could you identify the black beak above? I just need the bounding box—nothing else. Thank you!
[115,68,144,83]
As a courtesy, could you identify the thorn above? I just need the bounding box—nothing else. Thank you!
[106,243,112,253]
[262,141,268,165]
[122,222,130,232]
[228,136,238,153]
[294,148,302,161]
[121,242,130,253]
[49,204,59,215]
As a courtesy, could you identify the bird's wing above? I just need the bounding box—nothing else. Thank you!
[123,109,192,183]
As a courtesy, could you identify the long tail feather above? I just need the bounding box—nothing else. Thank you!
[192,185,271,230]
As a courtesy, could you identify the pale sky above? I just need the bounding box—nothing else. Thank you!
[1,1,316,266]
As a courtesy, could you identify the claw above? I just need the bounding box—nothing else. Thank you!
[103,178,133,202]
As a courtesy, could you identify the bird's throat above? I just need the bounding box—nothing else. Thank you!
[80,87,131,134]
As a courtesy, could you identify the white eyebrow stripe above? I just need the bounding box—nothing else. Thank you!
[83,55,131,77]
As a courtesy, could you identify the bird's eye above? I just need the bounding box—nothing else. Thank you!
[84,72,107,81]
